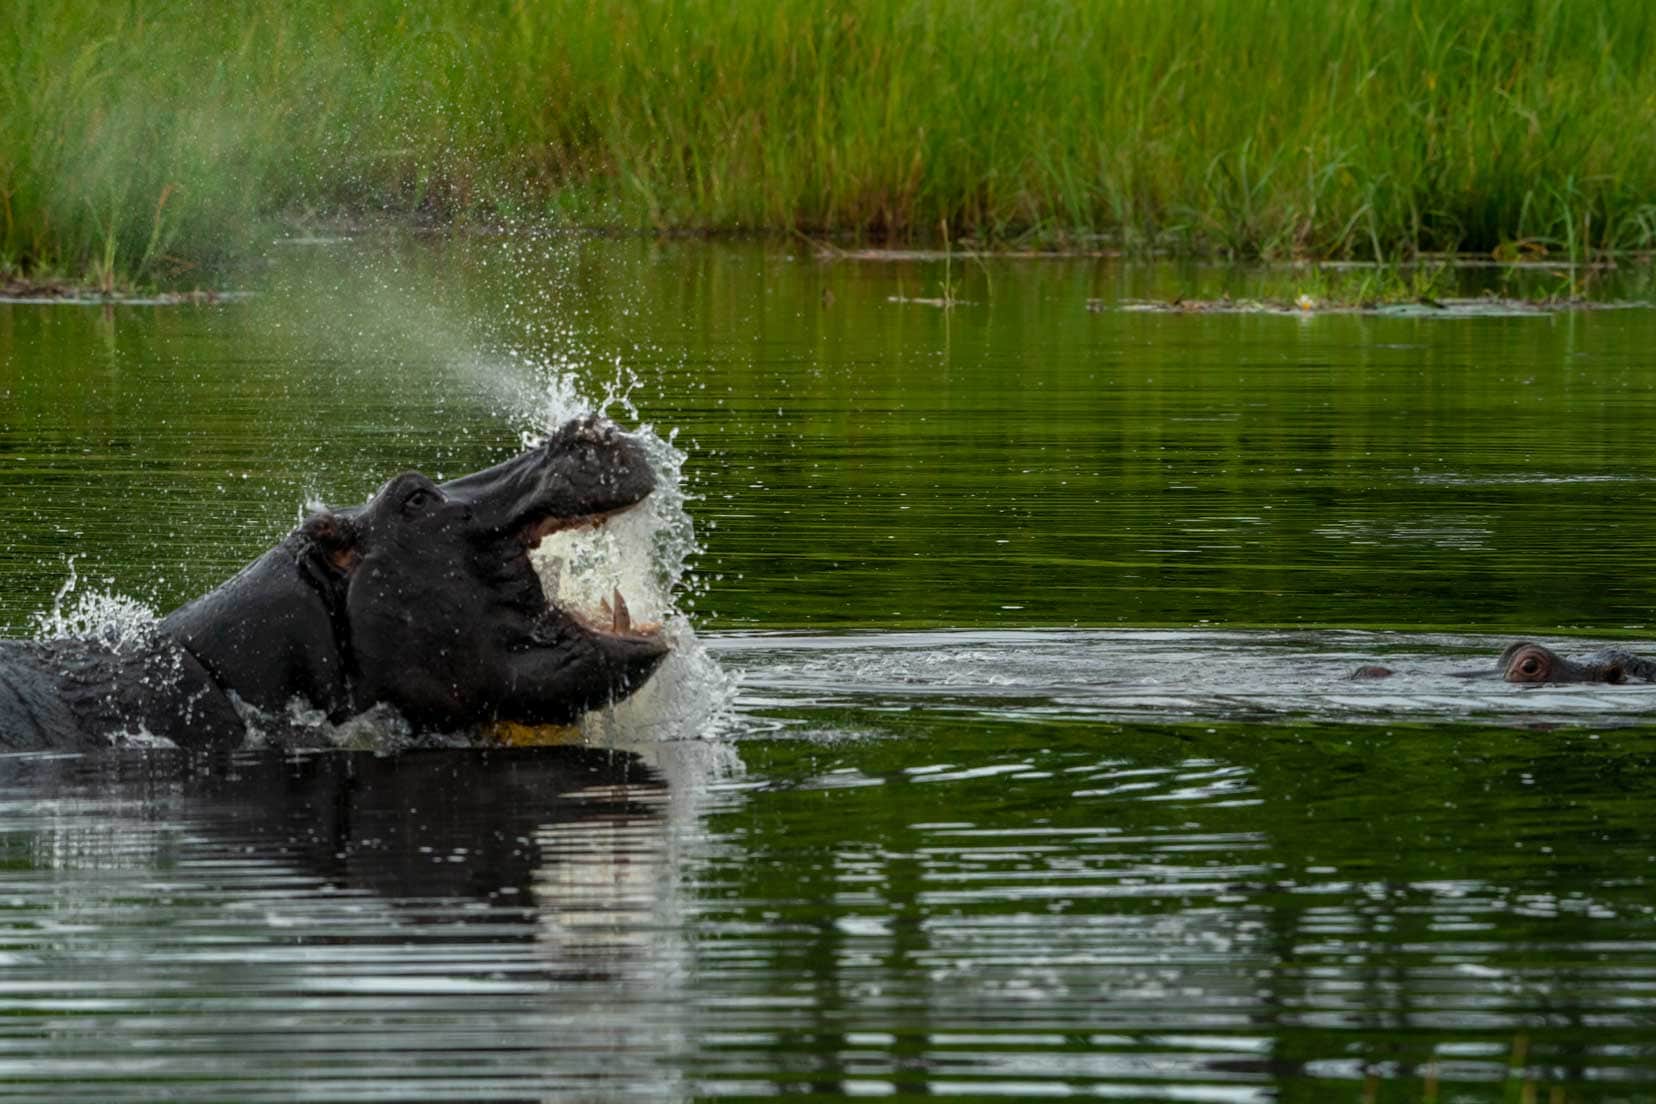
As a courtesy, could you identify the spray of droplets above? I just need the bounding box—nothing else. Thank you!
[27,229,737,750]
[30,556,161,652]
[514,357,737,746]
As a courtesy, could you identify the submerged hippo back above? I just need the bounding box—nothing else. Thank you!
[0,638,245,750]
[0,641,88,749]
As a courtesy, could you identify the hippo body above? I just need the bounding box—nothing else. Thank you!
[0,637,241,749]
[0,417,669,750]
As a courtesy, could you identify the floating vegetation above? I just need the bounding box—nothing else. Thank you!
[0,280,251,306]
[1109,294,1641,317]
[1094,257,1652,315]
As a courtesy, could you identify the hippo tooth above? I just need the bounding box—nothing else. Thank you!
[612,587,632,633]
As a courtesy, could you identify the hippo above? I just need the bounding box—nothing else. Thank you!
[1496,641,1656,684]
[0,416,670,749]
[1352,640,1656,684]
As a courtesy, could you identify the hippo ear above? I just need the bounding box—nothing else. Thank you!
[300,511,361,574]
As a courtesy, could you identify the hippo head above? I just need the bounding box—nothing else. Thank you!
[162,416,670,732]
[1498,641,1656,685]
[1501,641,1585,683]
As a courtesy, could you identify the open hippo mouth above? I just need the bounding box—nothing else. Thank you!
[519,499,662,643]
[329,414,677,730]
[150,416,672,740]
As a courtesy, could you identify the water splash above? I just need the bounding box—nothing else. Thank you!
[519,362,737,745]
[29,556,161,651]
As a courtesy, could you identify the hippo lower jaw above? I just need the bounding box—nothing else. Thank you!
[511,606,669,726]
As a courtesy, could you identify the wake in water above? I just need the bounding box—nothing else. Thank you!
[712,628,1656,731]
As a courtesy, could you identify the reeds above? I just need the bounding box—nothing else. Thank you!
[3,0,1654,287]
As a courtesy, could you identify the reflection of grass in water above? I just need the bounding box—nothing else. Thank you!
[5,0,1656,288]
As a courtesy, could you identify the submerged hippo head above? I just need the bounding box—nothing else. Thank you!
[1498,641,1656,685]
[162,416,669,732]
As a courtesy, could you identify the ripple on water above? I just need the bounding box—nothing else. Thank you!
[0,638,1651,1100]
[0,749,695,1102]
[710,627,1656,727]
[671,682,1656,1100]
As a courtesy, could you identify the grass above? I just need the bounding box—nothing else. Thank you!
[3,0,1656,288]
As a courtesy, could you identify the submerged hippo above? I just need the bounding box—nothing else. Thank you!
[0,416,669,749]
[1496,641,1656,684]
[1353,640,1656,684]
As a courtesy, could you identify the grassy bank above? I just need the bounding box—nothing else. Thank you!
[4,0,1656,287]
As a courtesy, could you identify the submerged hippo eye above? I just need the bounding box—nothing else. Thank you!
[1504,645,1553,683]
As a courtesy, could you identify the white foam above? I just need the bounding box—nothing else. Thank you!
[520,368,736,746]
[29,556,161,651]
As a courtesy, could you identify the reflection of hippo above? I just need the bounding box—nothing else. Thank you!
[0,744,665,906]
[0,417,669,749]
[192,746,665,906]
[1354,641,1656,684]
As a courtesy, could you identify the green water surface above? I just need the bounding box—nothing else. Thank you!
[0,241,1653,1101]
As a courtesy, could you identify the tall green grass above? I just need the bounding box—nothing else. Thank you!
[4,0,1655,286]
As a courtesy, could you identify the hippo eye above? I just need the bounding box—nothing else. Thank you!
[403,488,437,513]
[1507,649,1551,682]
[1605,665,1625,684]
